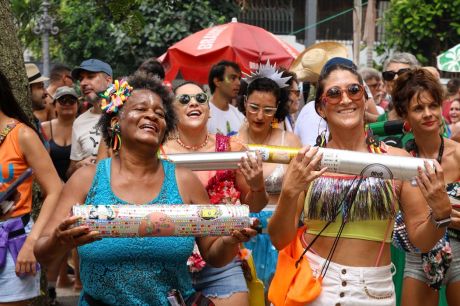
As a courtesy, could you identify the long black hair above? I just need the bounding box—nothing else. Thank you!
[0,70,36,132]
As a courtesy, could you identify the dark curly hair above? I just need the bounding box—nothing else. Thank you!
[392,68,444,118]
[98,71,176,147]
[237,77,290,121]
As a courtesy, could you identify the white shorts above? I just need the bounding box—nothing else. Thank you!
[306,251,396,306]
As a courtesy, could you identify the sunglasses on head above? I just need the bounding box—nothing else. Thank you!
[321,83,365,104]
[176,93,209,105]
[56,96,78,105]
[382,68,411,81]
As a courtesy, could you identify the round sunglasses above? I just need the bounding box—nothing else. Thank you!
[321,83,365,104]
[175,93,209,105]
[382,68,411,81]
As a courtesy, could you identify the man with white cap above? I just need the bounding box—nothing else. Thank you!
[67,59,112,177]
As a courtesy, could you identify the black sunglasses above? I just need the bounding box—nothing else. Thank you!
[56,96,78,105]
[176,93,209,105]
[382,68,411,81]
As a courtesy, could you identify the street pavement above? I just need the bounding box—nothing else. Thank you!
[55,287,79,306]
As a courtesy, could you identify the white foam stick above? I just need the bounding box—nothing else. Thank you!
[162,145,434,181]
[249,144,434,181]
[162,151,256,171]
[72,204,250,238]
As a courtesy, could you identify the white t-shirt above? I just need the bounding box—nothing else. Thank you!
[294,101,329,146]
[70,108,102,161]
[207,102,245,136]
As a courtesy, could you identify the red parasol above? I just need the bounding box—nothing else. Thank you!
[160,19,299,84]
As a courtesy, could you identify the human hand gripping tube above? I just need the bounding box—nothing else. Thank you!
[247,144,434,181]
[72,204,252,238]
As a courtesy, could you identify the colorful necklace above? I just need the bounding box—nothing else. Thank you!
[176,133,210,151]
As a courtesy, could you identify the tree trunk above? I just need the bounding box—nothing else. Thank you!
[0,0,31,117]
[0,3,47,305]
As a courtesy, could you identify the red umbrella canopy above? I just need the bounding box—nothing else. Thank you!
[160,20,299,84]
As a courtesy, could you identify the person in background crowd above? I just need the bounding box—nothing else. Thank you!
[276,69,300,132]
[378,52,420,121]
[25,63,51,147]
[443,78,460,124]
[41,86,79,304]
[137,57,165,80]
[359,67,385,110]
[66,58,112,291]
[163,81,266,306]
[66,59,112,178]
[207,61,245,136]
[449,100,460,142]
[44,64,75,121]
[390,68,460,306]
[0,69,62,305]
[269,58,451,306]
[43,86,79,182]
[34,72,257,306]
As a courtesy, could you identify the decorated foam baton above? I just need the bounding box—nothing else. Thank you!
[162,151,257,171]
[162,145,434,181]
[248,144,435,181]
[72,204,251,238]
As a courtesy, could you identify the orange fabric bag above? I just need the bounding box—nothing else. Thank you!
[268,226,322,306]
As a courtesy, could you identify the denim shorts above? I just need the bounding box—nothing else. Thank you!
[404,238,460,285]
[306,251,396,306]
[0,219,40,302]
[192,257,248,298]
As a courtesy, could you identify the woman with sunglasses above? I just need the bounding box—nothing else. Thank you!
[268,58,451,306]
[161,81,265,306]
[34,73,257,306]
[237,67,302,292]
[377,52,420,122]
[42,86,79,182]
[41,86,80,301]
[389,69,460,306]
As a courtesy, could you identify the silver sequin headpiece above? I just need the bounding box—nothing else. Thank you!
[243,60,291,88]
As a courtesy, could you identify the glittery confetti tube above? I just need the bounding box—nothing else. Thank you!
[248,144,435,181]
[162,151,257,171]
[72,204,250,237]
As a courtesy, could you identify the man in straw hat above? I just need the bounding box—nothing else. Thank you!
[26,63,50,122]
[25,63,51,146]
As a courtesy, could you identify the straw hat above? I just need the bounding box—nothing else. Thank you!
[290,42,348,83]
[25,63,49,85]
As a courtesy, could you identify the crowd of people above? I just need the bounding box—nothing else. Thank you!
[1,41,460,306]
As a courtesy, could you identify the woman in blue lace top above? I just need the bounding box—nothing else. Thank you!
[34,72,257,306]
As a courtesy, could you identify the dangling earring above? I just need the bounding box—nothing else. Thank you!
[110,122,121,151]
[365,124,382,153]
[315,118,328,147]
[402,121,412,134]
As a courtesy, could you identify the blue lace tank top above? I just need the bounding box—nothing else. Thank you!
[78,158,195,305]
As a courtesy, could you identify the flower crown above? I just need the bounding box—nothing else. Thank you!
[99,79,133,114]
[243,60,291,88]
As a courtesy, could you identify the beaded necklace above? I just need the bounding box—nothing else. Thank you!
[175,133,210,151]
